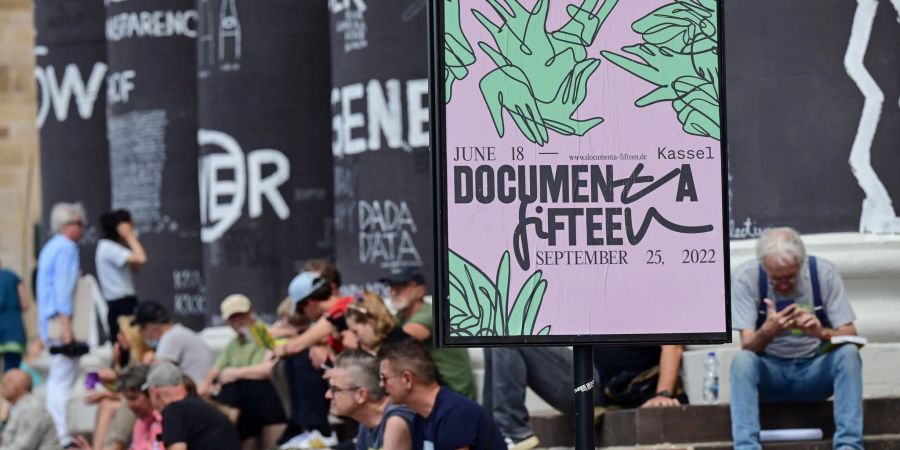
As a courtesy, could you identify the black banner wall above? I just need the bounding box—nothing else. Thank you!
[197,0,334,324]
[330,0,433,295]
[34,0,109,274]
[727,0,900,238]
[105,0,205,329]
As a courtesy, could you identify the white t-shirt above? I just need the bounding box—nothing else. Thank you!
[95,239,135,301]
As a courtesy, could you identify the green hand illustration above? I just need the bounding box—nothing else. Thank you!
[601,0,720,140]
[473,0,617,145]
[444,0,476,104]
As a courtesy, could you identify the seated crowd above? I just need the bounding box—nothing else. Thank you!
[0,203,865,450]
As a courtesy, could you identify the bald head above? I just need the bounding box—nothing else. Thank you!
[1,369,32,403]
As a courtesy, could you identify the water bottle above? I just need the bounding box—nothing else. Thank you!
[702,351,719,404]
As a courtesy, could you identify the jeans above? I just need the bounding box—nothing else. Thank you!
[485,347,599,441]
[730,345,863,450]
[284,350,330,435]
[47,353,79,446]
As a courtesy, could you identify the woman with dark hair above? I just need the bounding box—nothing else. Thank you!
[95,210,147,347]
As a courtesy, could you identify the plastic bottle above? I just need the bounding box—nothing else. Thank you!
[702,351,719,404]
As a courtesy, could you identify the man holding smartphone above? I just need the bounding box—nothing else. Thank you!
[730,228,862,450]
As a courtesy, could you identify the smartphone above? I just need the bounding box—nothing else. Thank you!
[775,299,796,312]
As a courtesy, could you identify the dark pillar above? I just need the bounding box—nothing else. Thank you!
[105,0,205,328]
[330,0,434,295]
[196,0,334,323]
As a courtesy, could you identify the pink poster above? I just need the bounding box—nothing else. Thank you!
[434,0,729,344]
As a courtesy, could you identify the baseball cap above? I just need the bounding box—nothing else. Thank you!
[131,301,171,326]
[378,267,425,285]
[288,272,326,304]
[141,361,182,390]
[220,294,252,320]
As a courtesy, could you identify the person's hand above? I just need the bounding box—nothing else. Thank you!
[198,381,212,397]
[116,221,134,238]
[640,394,680,408]
[72,435,93,450]
[61,324,74,345]
[761,299,798,334]
[218,367,239,384]
[309,345,332,369]
[792,310,824,339]
[98,368,117,383]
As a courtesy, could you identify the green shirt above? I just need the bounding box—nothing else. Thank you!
[397,302,477,400]
[214,320,269,370]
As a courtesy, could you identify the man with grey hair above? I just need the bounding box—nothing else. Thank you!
[324,350,415,450]
[730,227,862,450]
[36,201,86,447]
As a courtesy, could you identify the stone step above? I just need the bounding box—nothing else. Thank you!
[529,398,900,448]
[684,434,900,450]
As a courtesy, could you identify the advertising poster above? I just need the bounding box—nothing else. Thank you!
[433,0,729,345]
[330,0,434,295]
[34,0,109,275]
[105,0,206,329]
[197,0,334,324]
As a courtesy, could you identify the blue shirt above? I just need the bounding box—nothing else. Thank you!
[417,387,506,450]
[36,234,80,341]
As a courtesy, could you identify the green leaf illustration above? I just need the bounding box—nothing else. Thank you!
[448,249,551,337]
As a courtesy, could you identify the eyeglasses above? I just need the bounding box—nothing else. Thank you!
[66,220,85,227]
[327,384,361,394]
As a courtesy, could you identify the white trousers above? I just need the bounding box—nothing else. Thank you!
[46,354,79,446]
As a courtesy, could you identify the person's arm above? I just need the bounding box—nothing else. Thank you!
[117,222,147,267]
[800,266,858,341]
[168,443,187,450]
[740,300,798,355]
[219,357,275,383]
[16,282,29,312]
[402,322,431,341]
[641,345,683,408]
[381,416,412,450]
[277,317,333,357]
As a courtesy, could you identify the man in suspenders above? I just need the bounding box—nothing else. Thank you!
[730,228,863,450]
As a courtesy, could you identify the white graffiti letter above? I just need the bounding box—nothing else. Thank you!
[198,129,246,242]
[247,149,290,220]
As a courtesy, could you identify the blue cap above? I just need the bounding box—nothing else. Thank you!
[288,272,326,304]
